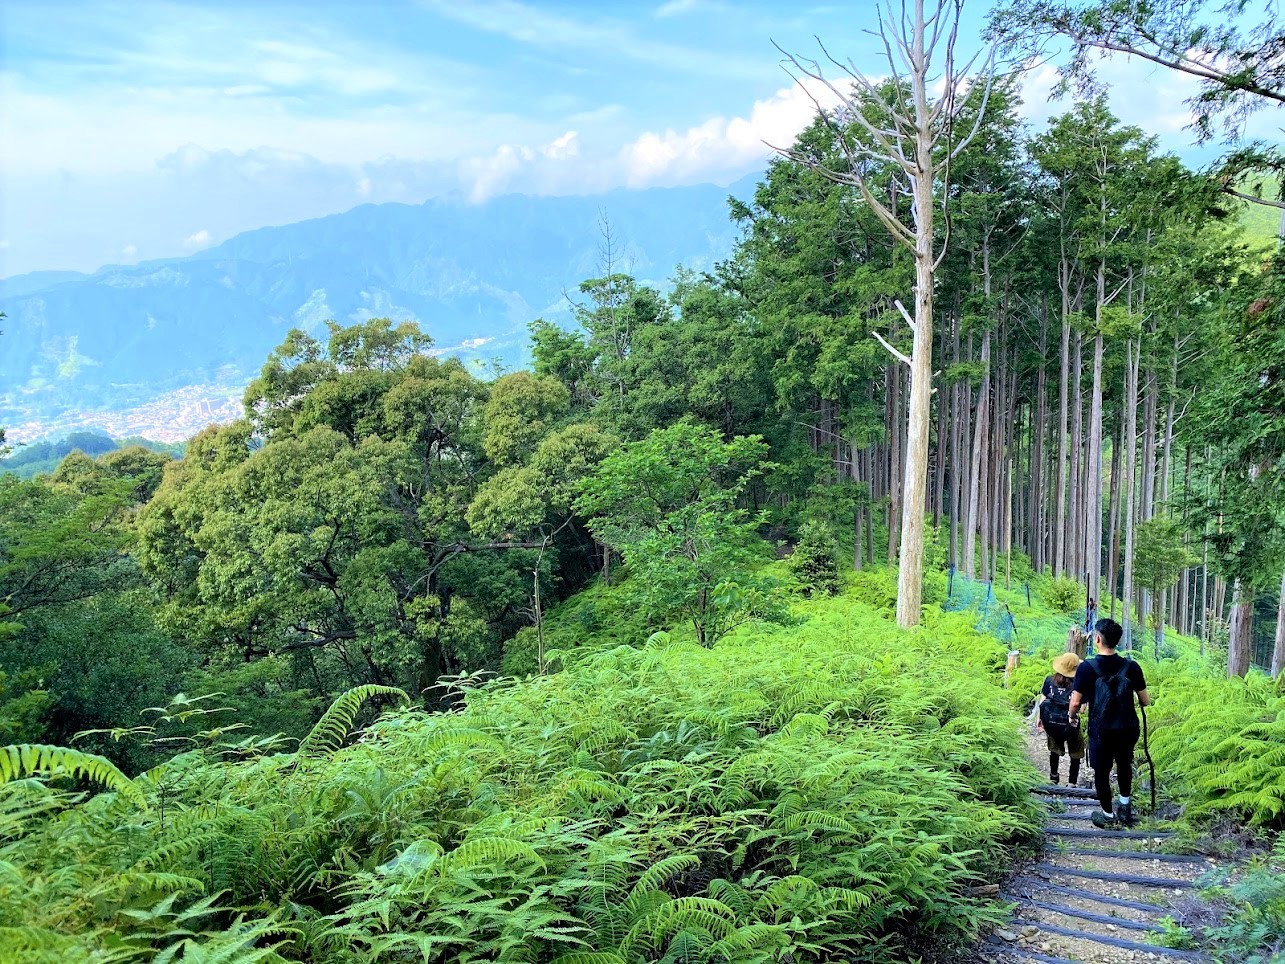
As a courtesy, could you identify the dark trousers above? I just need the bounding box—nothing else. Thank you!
[1088,730,1137,812]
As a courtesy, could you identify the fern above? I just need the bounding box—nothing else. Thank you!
[294,685,408,758]
[0,743,143,805]
[0,570,1050,962]
[626,853,701,904]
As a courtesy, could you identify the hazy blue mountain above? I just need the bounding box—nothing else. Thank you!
[1,176,755,427]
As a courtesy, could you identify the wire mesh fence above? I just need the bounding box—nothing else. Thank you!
[944,568,1019,646]
[944,566,1161,657]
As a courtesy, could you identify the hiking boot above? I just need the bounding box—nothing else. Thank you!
[1050,773,1060,784]
[1091,809,1120,830]
[1115,798,1134,827]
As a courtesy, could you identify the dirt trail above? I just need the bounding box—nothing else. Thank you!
[979,726,1224,964]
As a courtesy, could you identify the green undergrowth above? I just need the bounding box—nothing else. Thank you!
[0,580,1041,963]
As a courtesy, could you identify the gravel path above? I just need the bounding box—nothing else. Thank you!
[978,726,1224,964]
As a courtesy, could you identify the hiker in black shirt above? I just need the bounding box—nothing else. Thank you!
[1036,651,1084,786]
[1068,618,1150,828]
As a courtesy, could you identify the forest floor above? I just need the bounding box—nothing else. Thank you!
[978,724,1228,963]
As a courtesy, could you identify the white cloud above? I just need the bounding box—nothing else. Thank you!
[449,79,838,202]
[183,229,213,249]
[543,131,579,159]
[618,79,838,187]
[0,240,10,249]
[122,244,138,256]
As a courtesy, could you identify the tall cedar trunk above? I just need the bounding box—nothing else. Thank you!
[883,369,894,556]
[1087,322,1105,602]
[1141,362,1161,524]
[851,445,863,570]
[963,331,991,578]
[948,315,963,567]
[888,364,903,563]
[1106,420,1123,613]
[990,350,1009,582]
[1105,426,1125,622]
[1271,568,1285,678]
[1122,340,1139,649]
[1178,447,1193,634]
[1005,369,1017,587]
[1154,576,1165,657]
[1069,330,1084,581]
[1055,319,1070,575]
[949,382,962,567]
[933,316,949,527]
[1227,581,1254,677]
[1160,344,1178,507]
[893,28,940,630]
[959,342,974,568]
[895,252,933,618]
[1032,306,1048,570]
[982,361,997,581]
[1200,460,1212,647]
[1161,346,1180,628]
[1139,359,1159,634]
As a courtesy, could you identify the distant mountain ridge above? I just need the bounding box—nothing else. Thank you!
[1,176,756,436]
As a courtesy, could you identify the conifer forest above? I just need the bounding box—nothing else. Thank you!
[1,0,1284,961]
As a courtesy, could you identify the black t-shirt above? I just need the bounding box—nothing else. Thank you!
[1041,676,1074,702]
[1072,654,1147,737]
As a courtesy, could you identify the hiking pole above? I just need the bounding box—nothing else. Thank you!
[1140,704,1157,815]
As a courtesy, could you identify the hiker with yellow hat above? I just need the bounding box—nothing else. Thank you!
[1036,651,1084,785]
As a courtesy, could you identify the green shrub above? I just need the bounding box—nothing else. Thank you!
[1147,666,1285,828]
[788,522,842,596]
[1042,577,1084,615]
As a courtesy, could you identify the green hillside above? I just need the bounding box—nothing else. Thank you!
[0,572,1045,962]
[0,432,182,479]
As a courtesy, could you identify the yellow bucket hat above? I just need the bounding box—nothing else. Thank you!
[1052,652,1081,677]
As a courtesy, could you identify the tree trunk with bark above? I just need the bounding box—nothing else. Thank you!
[1228,581,1255,678]
[1272,569,1285,678]
[1122,341,1139,650]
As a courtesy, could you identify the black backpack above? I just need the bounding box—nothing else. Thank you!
[1040,679,1076,738]
[1089,658,1136,733]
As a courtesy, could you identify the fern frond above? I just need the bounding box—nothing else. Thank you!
[627,853,700,903]
[440,837,544,873]
[295,685,408,758]
[0,743,143,805]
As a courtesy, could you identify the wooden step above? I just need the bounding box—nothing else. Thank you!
[1032,784,1097,798]
[1059,847,1207,864]
[1027,921,1211,960]
[1017,897,1161,932]
[1033,863,1195,888]
[981,941,1079,964]
[1013,879,1168,914]
[1037,795,1099,807]
[1045,813,1174,830]
[1047,826,1175,841]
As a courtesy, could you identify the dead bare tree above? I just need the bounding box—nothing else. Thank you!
[776,0,997,627]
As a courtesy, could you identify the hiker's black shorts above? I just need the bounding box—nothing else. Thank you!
[1088,730,1137,809]
[1088,730,1138,772]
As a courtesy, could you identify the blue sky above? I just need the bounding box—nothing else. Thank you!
[0,0,1253,278]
